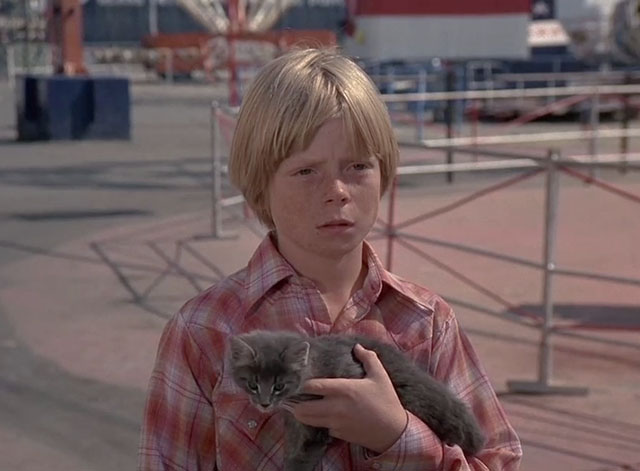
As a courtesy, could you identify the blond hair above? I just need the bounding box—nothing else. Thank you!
[229,48,398,228]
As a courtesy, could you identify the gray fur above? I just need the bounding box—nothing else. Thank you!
[229,330,486,470]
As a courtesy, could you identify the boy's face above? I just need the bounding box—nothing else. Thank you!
[268,117,381,262]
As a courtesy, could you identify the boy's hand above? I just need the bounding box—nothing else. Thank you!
[292,344,408,454]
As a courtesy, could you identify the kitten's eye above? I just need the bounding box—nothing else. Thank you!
[247,380,259,392]
[272,383,285,394]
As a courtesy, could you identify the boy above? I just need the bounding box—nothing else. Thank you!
[138,48,522,470]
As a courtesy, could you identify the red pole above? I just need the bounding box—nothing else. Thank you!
[48,0,87,75]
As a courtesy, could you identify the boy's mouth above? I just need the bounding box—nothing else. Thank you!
[318,218,354,229]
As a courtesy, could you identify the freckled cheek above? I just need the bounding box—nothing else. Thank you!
[271,194,314,230]
[354,188,381,217]
[270,184,310,221]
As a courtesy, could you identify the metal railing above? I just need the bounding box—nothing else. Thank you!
[379,141,640,395]
[209,82,640,394]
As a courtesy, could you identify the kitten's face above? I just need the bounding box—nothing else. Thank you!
[229,333,310,412]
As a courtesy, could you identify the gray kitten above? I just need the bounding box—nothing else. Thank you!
[229,330,486,471]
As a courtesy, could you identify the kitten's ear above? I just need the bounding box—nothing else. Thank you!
[229,336,257,366]
[282,341,310,370]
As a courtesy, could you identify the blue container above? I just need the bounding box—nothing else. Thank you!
[89,77,131,139]
[17,75,130,141]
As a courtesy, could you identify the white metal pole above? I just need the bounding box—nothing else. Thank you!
[507,150,588,395]
[149,0,159,35]
[588,89,600,180]
[539,149,560,386]
[416,68,426,142]
[7,44,16,89]
[211,101,223,237]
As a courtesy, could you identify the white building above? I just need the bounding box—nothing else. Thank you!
[343,0,531,61]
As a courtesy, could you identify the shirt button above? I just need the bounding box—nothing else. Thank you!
[247,420,258,429]
[372,463,381,470]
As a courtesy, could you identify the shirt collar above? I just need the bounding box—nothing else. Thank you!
[241,234,425,315]
[362,239,413,297]
[243,233,297,311]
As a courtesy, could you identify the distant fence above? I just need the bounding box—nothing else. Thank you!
[208,86,640,394]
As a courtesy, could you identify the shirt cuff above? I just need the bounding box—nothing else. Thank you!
[360,411,444,471]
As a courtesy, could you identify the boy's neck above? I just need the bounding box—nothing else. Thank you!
[277,239,367,304]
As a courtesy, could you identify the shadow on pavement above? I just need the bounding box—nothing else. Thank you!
[500,395,640,469]
[0,307,145,471]
[0,158,217,191]
[8,209,152,221]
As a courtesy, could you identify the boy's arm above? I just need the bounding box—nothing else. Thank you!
[137,310,219,471]
[358,310,522,471]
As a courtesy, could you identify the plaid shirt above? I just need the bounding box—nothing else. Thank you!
[138,235,522,471]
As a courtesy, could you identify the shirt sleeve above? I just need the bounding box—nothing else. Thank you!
[137,310,219,471]
[359,304,522,471]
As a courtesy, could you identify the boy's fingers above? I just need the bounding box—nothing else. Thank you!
[353,344,387,379]
[302,377,354,395]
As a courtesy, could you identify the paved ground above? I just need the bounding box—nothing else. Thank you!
[0,80,639,470]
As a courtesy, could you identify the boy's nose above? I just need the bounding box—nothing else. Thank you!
[324,178,350,204]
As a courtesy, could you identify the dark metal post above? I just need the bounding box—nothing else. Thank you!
[445,66,455,183]
[385,177,397,271]
[620,73,631,174]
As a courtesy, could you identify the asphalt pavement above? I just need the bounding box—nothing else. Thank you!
[1,80,639,471]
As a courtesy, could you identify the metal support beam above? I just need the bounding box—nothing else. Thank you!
[507,150,588,396]
[210,102,237,239]
[49,0,87,75]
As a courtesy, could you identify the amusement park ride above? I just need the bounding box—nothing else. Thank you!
[18,0,329,139]
[10,0,640,140]
[141,0,337,104]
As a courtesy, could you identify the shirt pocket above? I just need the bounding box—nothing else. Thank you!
[214,389,286,471]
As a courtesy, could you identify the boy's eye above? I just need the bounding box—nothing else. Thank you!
[295,168,313,176]
[352,162,372,171]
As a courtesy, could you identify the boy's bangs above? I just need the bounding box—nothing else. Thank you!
[277,91,387,165]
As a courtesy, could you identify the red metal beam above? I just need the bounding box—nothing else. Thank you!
[48,0,87,75]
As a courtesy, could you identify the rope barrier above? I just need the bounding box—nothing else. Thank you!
[560,166,640,204]
[394,169,543,230]
[394,237,543,324]
[554,322,640,332]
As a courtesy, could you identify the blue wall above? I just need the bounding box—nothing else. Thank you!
[83,0,347,44]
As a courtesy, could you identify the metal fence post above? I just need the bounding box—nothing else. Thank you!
[445,67,455,183]
[211,101,224,237]
[588,88,600,180]
[385,177,398,271]
[507,149,588,395]
[620,74,631,174]
[539,149,560,386]
[206,103,240,240]
[415,68,427,142]
[7,45,16,89]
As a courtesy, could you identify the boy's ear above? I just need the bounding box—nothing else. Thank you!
[229,336,257,366]
[282,341,310,370]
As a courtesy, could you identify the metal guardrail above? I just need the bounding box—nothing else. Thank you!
[420,127,640,148]
[379,83,640,102]
[210,94,639,395]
